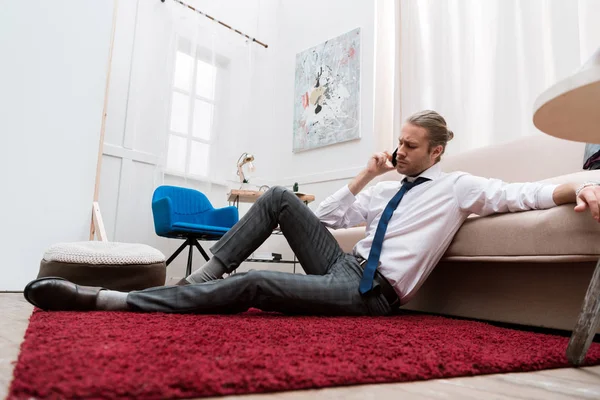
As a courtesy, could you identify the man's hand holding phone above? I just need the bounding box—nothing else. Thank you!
[349,150,397,195]
[366,151,396,177]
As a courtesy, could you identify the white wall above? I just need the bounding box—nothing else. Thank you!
[263,0,376,190]
[0,1,115,290]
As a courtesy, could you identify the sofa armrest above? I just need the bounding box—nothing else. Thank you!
[329,226,365,253]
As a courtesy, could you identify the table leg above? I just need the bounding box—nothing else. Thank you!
[567,258,600,366]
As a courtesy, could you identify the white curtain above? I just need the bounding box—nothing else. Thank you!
[127,0,260,193]
[395,0,600,156]
[373,0,401,153]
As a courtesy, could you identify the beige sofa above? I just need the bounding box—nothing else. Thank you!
[332,135,600,331]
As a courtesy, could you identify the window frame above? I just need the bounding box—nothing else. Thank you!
[165,40,223,180]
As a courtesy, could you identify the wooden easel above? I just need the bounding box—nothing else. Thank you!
[89,0,119,242]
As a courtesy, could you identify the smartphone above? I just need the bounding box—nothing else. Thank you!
[391,148,398,167]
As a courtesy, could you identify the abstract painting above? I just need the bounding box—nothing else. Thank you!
[293,28,361,152]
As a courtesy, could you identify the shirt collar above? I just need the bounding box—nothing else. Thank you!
[402,163,442,183]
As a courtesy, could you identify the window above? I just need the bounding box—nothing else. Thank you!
[166,45,219,178]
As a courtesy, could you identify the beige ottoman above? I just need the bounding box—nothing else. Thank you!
[37,242,166,291]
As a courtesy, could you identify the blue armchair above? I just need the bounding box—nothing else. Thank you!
[151,185,239,277]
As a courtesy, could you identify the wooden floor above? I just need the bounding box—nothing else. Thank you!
[1,293,599,400]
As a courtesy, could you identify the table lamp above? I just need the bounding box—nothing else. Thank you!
[237,152,255,184]
[533,46,600,366]
[533,48,600,142]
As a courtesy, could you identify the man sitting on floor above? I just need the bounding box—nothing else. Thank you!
[23,110,600,315]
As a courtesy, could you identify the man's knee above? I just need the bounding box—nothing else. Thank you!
[265,186,287,198]
[266,186,301,203]
[239,270,273,299]
[241,269,267,287]
[261,186,298,209]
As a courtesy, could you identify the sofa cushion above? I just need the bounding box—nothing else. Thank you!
[438,135,585,182]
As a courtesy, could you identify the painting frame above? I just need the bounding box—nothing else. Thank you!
[292,28,361,153]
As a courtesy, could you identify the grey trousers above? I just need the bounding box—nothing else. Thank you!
[127,186,392,316]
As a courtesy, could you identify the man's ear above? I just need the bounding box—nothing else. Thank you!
[431,145,443,160]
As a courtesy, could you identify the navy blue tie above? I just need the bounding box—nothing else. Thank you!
[359,177,430,294]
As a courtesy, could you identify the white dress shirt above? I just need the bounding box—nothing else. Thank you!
[315,163,559,305]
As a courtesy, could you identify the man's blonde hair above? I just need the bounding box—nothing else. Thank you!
[407,110,454,162]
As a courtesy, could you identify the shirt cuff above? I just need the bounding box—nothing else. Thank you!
[537,184,558,209]
[329,184,358,206]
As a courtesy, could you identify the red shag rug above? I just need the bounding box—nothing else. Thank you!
[9,309,600,399]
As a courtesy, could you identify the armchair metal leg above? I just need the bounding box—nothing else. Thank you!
[567,258,600,366]
[166,239,190,266]
[165,237,211,277]
[192,239,211,262]
[185,242,194,277]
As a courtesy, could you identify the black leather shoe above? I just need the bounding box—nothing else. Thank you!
[24,277,104,311]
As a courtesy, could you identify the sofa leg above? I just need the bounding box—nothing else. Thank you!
[567,258,600,366]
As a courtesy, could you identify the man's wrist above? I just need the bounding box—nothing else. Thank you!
[360,169,379,181]
[348,169,377,196]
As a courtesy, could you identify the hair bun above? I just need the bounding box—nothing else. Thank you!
[447,129,454,141]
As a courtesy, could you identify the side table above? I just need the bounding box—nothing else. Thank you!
[533,47,600,365]
[227,189,315,207]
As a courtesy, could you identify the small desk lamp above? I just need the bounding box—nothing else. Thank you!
[237,152,255,184]
[533,46,600,366]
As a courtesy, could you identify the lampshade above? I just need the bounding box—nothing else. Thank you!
[533,48,600,143]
